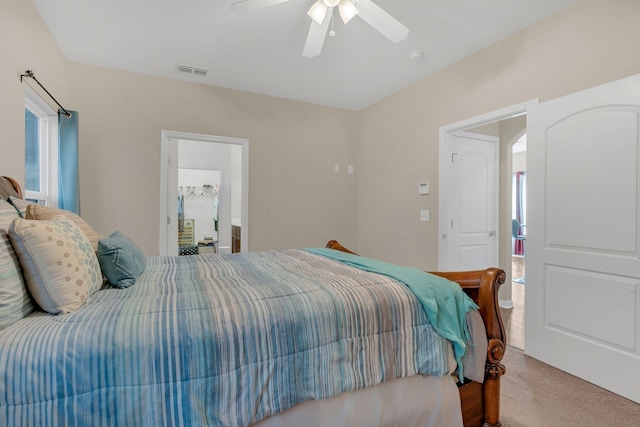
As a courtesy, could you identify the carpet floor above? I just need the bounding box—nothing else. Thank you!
[500,346,640,426]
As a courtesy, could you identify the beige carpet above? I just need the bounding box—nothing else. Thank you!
[500,346,640,426]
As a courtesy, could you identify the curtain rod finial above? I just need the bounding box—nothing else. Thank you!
[20,69,34,82]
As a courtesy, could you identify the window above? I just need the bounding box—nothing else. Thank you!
[24,88,58,206]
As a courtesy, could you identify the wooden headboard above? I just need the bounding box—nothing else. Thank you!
[0,176,23,200]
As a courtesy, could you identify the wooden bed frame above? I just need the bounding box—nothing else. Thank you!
[325,240,506,427]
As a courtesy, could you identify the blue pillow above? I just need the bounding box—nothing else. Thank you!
[97,231,146,288]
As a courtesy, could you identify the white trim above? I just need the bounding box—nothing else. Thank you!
[159,130,249,256]
[438,99,538,270]
[24,86,58,207]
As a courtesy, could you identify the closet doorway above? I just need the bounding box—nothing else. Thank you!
[177,168,222,255]
[159,131,248,256]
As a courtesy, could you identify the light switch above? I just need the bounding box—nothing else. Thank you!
[418,182,430,195]
[335,164,340,173]
[420,209,430,221]
[347,165,354,175]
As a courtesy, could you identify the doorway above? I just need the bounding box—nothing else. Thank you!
[439,100,536,351]
[510,134,527,350]
[177,168,222,255]
[159,131,249,256]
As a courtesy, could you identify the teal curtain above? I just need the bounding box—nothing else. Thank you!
[58,110,80,214]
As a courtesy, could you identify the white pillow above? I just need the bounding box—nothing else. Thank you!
[0,200,34,328]
[8,216,102,314]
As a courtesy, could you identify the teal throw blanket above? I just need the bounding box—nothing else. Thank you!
[305,247,478,380]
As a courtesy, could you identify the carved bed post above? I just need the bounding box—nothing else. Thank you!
[478,268,506,427]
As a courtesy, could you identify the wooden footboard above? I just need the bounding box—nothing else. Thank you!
[325,240,506,427]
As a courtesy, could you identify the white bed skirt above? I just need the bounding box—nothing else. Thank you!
[253,309,488,427]
[252,374,463,427]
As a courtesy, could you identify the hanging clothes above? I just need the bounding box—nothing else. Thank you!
[514,171,525,256]
[178,189,185,232]
[212,185,219,232]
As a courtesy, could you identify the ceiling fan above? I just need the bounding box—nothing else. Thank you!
[230,0,410,58]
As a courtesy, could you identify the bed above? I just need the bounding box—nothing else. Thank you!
[0,176,506,427]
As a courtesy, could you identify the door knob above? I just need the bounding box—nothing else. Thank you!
[488,230,495,236]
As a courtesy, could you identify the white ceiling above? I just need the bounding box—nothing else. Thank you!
[32,0,576,111]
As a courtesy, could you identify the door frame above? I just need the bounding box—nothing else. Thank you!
[159,130,249,256]
[438,100,538,275]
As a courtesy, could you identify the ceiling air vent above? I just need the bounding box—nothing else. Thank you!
[193,68,208,77]
[176,64,208,77]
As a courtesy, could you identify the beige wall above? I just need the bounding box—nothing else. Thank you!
[1,0,359,256]
[357,0,640,270]
[68,63,359,254]
[0,0,70,181]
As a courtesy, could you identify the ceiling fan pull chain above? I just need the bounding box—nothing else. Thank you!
[329,10,336,37]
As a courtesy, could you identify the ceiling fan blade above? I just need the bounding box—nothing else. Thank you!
[230,0,292,13]
[303,8,333,58]
[355,0,409,43]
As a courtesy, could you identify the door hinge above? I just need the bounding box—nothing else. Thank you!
[442,233,447,239]
[451,219,453,228]
[167,216,171,225]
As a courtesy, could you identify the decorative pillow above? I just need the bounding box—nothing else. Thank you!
[8,216,103,314]
[0,178,20,201]
[25,204,104,252]
[8,196,31,218]
[97,231,146,289]
[0,201,35,328]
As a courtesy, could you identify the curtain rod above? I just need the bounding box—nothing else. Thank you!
[20,70,72,118]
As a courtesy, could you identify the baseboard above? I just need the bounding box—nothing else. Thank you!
[499,299,514,310]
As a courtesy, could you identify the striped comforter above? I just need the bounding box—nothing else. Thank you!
[0,249,453,427]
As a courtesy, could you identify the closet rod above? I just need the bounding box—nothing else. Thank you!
[20,70,72,118]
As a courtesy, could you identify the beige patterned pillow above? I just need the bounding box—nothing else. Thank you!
[25,204,103,252]
[8,216,103,314]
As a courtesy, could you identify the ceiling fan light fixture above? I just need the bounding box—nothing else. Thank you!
[308,0,328,24]
[338,0,358,24]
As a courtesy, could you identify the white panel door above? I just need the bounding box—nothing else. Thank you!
[446,132,499,271]
[526,74,640,403]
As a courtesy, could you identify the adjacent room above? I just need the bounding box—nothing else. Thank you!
[1,0,640,426]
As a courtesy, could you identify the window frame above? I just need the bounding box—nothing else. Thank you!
[24,87,58,206]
